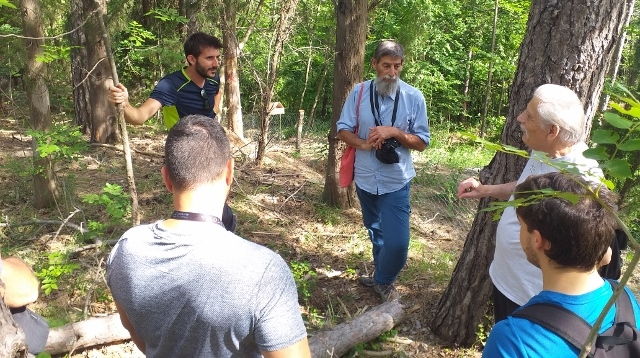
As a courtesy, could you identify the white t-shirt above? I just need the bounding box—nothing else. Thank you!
[489,142,602,306]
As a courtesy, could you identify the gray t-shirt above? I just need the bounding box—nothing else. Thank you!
[107,221,307,358]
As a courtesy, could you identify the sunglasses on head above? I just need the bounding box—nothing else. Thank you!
[200,89,211,110]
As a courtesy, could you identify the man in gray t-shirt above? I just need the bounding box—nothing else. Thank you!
[106,115,310,358]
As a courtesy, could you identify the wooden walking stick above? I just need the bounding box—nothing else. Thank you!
[94,4,140,226]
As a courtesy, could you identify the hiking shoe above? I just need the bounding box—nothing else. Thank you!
[358,275,375,287]
[374,283,400,302]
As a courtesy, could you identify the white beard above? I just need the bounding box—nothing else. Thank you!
[375,76,398,97]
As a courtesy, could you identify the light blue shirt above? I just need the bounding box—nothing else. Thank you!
[337,79,430,195]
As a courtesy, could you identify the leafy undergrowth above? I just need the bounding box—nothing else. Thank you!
[1,117,636,358]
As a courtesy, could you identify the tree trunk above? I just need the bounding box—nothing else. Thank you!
[309,49,331,127]
[221,0,245,140]
[183,0,203,37]
[321,0,367,208]
[0,281,28,358]
[430,0,632,346]
[479,0,499,138]
[68,0,91,133]
[255,0,300,164]
[21,0,58,209]
[83,0,119,144]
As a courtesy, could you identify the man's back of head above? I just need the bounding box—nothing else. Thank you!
[164,114,230,191]
[515,172,616,270]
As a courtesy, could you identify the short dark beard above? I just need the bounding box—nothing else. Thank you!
[375,76,398,97]
[195,60,216,79]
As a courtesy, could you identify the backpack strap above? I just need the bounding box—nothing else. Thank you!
[513,303,596,357]
[512,281,636,357]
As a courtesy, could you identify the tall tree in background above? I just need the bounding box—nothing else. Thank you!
[255,0,300,164]
[21,0,58,209]
[430,0,634,346]
[68,0,91,134]
[220,0,264,140]
[73,0,118,144]
[321,0,368,207]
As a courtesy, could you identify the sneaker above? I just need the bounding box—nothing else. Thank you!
[358,275,375,287]
[374,283,400,302]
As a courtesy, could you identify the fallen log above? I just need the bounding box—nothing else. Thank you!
[44,314,130,354]
[308,299,405,358]
[44,300,405,357]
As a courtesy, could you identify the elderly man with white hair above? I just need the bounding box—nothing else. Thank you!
[457,84,613,322]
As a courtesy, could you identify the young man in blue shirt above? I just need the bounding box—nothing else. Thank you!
[336,40,430,302]
[483,172,640,357]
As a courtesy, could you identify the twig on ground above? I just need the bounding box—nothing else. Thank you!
[361,349,393,356]
[336,296,352,319]
[90,143,164,158]
[278,183,305,211]
[52,209,82,242]
[0,218,87,234]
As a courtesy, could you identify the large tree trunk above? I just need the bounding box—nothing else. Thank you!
[68,0,91,133]
[221,0,244,140]
[321,0,367,208]
[430,0,632,346]
[0,281,28,358]
[84,0,118,144]
[21,0,57,209]
[255,0,299,164]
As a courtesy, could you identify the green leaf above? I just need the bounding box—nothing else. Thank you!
[0,0,16,9]
[603,111,633,129]
[591,130,619,144]
[617,139,640,151]
[601,159,632,179]
[583,147,609,160]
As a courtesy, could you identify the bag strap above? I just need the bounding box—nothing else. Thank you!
[512,280,636,357]
[354,81,366,133]
[513,303,596,357]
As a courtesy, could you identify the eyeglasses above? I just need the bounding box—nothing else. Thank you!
[200,89,211,110]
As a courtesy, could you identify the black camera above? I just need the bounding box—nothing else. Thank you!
[375,138,401,164]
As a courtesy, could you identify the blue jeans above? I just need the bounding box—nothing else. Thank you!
[356,183,411,285]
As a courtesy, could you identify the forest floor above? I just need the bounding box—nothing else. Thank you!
[0,115,638,358]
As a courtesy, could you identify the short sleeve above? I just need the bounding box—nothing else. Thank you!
[149,77,179,107]
[483,320,526,358]
[254,255,307,352]
[336,84,362,133]
[409,91,430,146]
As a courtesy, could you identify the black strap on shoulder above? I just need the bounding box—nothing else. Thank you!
[513,303,595,356]
[369,80,400,127]
[511,280,637,357]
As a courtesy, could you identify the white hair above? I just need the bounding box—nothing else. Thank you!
[533,84,586,144]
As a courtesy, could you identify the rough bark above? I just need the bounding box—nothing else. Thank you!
[43,314,131,354]
[430,0,631,346]
[255,0,300,164]
[221,0,244,139]
[21,0,58,209]
[84,0,119,144]
[321,0,367,208]
[0,281,28,358]
[68,0,91,134]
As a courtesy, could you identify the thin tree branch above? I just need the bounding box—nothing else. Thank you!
[0,8,101,39]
